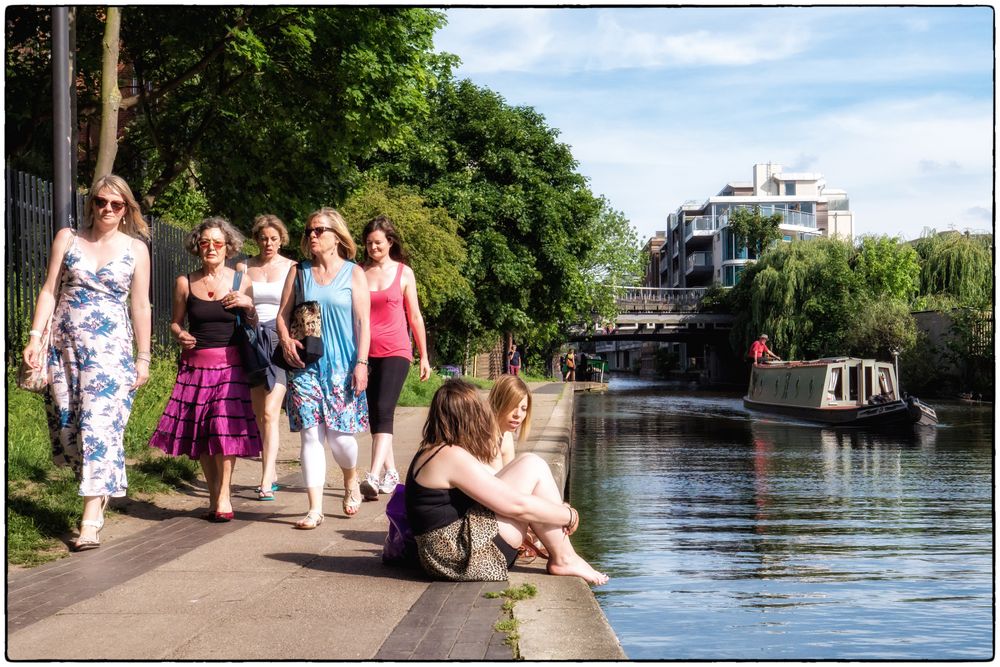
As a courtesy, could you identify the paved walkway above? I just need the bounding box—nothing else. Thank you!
[6,382,625,660]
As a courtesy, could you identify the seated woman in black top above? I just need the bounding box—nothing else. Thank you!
[405,379,609,585]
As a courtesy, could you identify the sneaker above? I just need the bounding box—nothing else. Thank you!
[359,472,380,501]
[379,469,400,494]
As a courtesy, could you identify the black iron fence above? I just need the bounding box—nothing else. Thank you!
[5,165,199,362]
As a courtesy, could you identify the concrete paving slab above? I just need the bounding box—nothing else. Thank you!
[6,381,624,660]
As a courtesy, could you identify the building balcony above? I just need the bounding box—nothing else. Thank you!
[683,216,715,242]
[718,206,817,230]
[686,251,713,275]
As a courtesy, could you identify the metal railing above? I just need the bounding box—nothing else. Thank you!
[5,165,198,361]
[686,251,712,273]
[614,286,709,309]
[718,205,817,229]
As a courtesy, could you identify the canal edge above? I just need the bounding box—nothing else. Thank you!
[514,383,627,660]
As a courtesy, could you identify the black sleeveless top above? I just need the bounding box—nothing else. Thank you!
[187,276,239,349]
[405,445,477,536]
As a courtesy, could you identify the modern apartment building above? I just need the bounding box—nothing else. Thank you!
[656,163,854,288]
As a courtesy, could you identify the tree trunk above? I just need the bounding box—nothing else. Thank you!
[92,7,122,184]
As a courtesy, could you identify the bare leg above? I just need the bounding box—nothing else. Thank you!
[199,454,219,513]
[76,495,106,543]
[342,466,361,516]
[253,383,286,493]
[216,455,236,514]
[495,454,609,585]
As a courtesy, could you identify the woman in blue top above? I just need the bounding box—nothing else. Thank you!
[277,208,370,527]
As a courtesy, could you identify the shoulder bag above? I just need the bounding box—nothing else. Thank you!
[17,316,53,393]
[232,271,270,387]
[274,265,323,368]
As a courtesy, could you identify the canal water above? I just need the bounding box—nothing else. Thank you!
[568,377,993,660]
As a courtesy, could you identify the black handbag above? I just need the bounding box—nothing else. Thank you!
[273,266,323,369]
[232,271,269,387]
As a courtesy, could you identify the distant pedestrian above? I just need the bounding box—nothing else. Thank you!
[508,343,521,377]
[579,352,589,382]
[359,215,431,503]
[278,208,370,527]
[563,349,576,382]
[22,174,152,551]
[404,379,608,584]
[149,217,262,523]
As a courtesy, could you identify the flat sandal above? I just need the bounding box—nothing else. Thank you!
[294,511,324,530]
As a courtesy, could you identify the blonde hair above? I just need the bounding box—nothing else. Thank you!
[488,374,532,443]
[301,207,356,260]
[252,214,289,247]
[85,174,149,240]
[421,379,498,464]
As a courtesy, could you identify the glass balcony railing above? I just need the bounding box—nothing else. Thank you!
[683,216,715,240]
[718,205,817,229]
[686,251,712,272]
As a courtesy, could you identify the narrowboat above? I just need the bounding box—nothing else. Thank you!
[743,357,938,428]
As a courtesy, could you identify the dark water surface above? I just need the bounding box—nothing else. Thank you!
[568,377,993,660]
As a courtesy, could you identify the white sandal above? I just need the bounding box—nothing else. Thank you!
[294,511,325,530]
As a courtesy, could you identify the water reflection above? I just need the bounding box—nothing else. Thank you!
[569,378,993,660]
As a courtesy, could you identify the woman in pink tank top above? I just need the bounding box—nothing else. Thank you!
[359,215,431,501]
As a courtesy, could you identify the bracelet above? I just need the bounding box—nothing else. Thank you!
[564,506,577,531]
[137,353,152,361]
[28,329,42,338]
[356,359,368,365]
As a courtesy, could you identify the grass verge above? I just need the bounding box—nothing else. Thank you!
[6,357,199,567]
[485,583,539,657]
[397,365,493,407]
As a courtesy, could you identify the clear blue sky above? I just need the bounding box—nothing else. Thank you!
[433,6,994,245]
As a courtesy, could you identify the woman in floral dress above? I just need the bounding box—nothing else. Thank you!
[21,174,152,552]
[277,208,370,527]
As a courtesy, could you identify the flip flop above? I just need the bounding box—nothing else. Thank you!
[257,489,276,501]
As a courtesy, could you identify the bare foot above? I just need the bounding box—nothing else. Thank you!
[547,554,610,585]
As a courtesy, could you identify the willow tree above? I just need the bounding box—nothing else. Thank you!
[728,237,862,360]
[851,235,921,303]
[915,232,993,307]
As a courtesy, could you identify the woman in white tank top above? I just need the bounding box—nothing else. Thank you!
[242,215,297,500]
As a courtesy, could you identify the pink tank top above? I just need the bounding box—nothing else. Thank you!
[369,264,413,360]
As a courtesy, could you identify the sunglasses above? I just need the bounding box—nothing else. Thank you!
[93,196,126,213]
[305,226,336,238]
[198,239,226,250]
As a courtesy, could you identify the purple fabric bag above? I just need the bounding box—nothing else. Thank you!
[383,483,418,566]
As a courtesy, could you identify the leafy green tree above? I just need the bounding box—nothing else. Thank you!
[338,178,473,360]
[7,7,448,231]
[727,205,783,257]
[843,298,917,359]
[729,237,862,360]
[369,78,639,361]
[851,235,921,303]
[914,232,993,307]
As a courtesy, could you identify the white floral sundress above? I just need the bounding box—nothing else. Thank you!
[46,234,137,497]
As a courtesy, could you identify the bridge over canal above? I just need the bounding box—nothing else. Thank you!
[569,287,735,344]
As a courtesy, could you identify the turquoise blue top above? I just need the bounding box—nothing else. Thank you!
[300,259,357,375]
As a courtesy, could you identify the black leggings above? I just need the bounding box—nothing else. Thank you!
[368,356,410,434]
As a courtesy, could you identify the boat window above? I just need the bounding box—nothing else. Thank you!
[878,368,894,397]
[848,366,858,401]
[826,367,841,401]
[864,367,873,403]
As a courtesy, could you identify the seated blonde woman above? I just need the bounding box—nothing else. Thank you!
[404,379,608,585]
[487,374,532,472]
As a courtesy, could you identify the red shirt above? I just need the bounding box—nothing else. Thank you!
[749,340,772,361]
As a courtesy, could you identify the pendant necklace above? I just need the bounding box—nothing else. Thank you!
[205,270,224,299]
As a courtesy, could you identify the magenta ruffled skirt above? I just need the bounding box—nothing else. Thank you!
[149,346,262,459]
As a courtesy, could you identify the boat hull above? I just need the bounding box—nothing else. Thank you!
[743,395,938,428]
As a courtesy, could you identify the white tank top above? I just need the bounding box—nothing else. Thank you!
[251,264,292,324]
